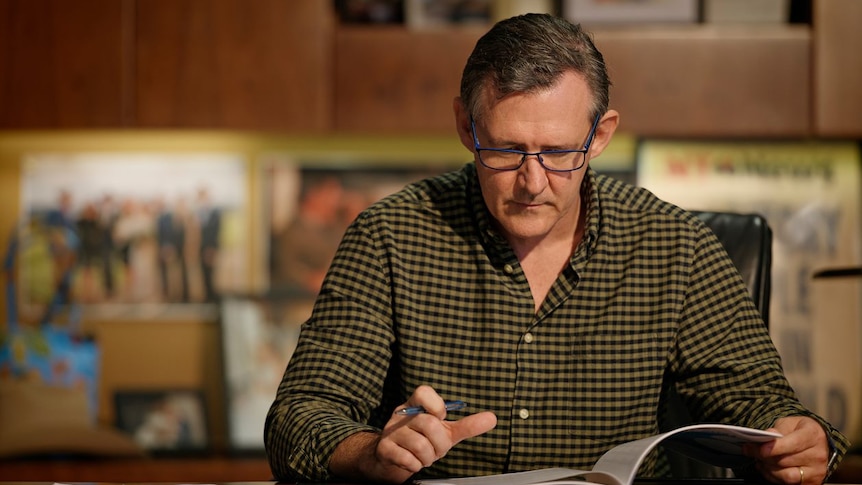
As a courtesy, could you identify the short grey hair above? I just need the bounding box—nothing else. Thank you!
[460,13,610,122]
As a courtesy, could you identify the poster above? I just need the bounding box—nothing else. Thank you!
[638,140,862,441]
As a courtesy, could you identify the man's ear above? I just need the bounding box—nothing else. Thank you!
[586,109,620,160]
[453,97,475,153]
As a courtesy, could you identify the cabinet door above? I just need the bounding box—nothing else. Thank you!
[335,27,482,134]
[0,0,128,128]
[814,0,862,137]
[134,0,332,131]
[595,26,811,138]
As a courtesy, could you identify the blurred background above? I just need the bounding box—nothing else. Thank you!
[0,0,859,482]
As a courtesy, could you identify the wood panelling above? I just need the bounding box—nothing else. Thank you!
[813,0,862,137]
[334,26,482,134]
[134,0,333,131]
[1,3,860,136]
[595,26,811,138]
[334,25,816,138]
[0,0,127,128]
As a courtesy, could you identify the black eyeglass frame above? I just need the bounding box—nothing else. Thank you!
[470,112,602,172]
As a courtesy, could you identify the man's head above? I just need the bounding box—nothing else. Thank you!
[453,14,619,248]
[459,13,610,123]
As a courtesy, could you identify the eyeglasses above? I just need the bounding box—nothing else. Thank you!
[470,113,601,172]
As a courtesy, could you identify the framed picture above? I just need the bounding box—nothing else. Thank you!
[17,152,250,320]
[114,389,210,455]
[563,0,699,25]
[219,294,313,453]
[405,0,493,29]
[334,0,404,24]
[264,159,453,296]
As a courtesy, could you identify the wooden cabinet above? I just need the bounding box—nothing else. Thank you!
[333,24,813,137]
[0,0,128,128]
[595,26,810,138]
[334,26,481,134]
[813,0,862,137]
[0,0,332,131]
[0,1,860,136]
[135,0,332,131]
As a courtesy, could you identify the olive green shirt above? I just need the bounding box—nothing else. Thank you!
[264,163,848,481]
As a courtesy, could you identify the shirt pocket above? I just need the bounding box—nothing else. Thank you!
[568,329,666,445]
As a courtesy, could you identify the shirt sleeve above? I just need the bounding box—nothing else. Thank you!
[264,213,396,482]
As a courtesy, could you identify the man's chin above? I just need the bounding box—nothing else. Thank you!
[497,222,551,243]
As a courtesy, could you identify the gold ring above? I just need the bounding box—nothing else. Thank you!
[798,466,804,485]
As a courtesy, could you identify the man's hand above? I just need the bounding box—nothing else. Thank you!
[745,416,832,485]
[330,386,498,484]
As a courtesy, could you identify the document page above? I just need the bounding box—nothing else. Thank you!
[420,424,780,485]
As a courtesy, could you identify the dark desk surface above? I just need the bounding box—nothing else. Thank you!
[0,456,273,483]
[0,480,859,485]
[1,453,860,485]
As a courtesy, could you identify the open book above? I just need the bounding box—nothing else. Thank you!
[420,423,780,485]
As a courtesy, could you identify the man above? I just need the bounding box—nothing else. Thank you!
[194,186,221,302]
[265,13,848,484]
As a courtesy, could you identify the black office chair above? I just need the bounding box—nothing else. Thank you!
[663,210,773,478]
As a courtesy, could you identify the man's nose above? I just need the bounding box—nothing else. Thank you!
[518,154,549,194]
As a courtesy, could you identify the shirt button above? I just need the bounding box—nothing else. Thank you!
[503,264,514,274]
[518,408,530,420]
[524,332,534,343]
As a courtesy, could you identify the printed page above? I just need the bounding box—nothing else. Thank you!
[658,423,781,468]
[420,424,779,485]
[592,424,781,485]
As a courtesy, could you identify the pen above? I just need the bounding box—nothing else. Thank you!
[396,400,467,416]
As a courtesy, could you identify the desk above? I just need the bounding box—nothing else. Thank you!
[0,457,273,483]
[0,480,859,485]
[0,457,860,485]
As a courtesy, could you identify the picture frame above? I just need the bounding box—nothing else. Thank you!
[114,389,210,455]
[405,0,493,29]
[563,0,699,25]
[218,157,456,452]
[219,293,313,453]
[264,158,454,296]
[334,0,404,24]
[17,152,250,320]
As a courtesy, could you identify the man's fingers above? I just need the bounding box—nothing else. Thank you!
[376,435,425,473]
[449,411,498,444]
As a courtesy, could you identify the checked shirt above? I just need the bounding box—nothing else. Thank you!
[264,163,848,482]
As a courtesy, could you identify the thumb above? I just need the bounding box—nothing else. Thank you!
[450,411,497,444]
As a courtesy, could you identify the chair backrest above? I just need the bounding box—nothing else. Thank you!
[664,210,773,478]
[693,210,772,326]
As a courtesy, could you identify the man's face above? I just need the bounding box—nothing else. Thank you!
[458,71,615,246]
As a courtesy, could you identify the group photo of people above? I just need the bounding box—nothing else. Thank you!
[15,153,248,314]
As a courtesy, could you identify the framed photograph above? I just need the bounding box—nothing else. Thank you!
[17,152,250,320]
[563,0,699,25]
[114,389,210,455]
[334,0,404,24]
[219,294,313,453]
[702,0,789,24]
[264,159,452,296]
[405,0,493,29]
